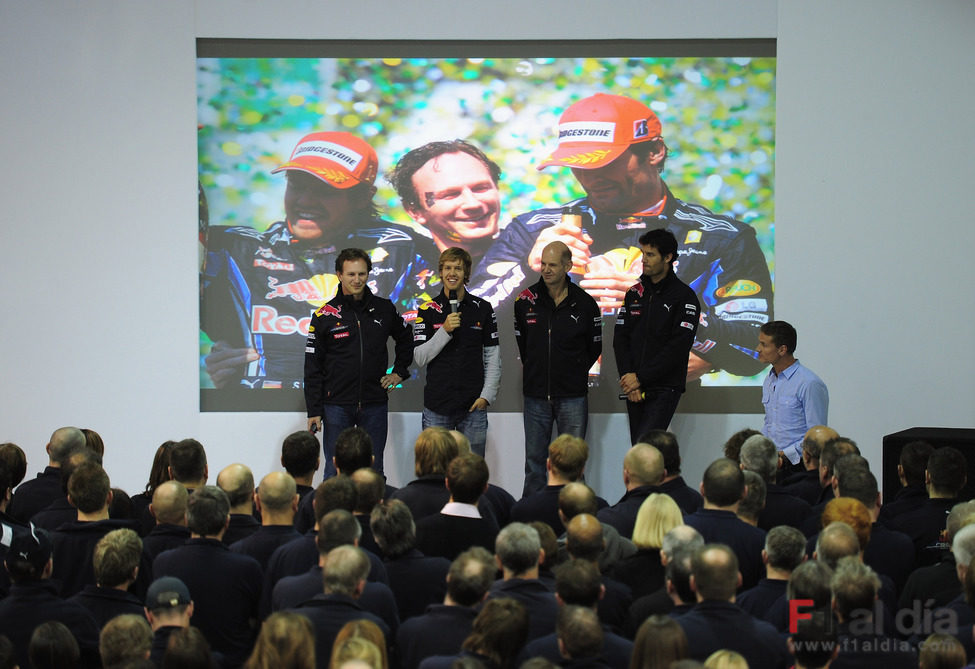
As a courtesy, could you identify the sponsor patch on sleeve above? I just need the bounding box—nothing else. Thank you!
[305,346,315,353]
[414,334,427,342]
[680,321,694,330]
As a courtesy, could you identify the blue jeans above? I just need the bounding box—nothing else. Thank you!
[322,402,388,477]
[625,387,681,445]
[422,407,488,457]
[522,396,588,496]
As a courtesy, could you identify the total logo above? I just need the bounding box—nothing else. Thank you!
[251,305,312,337]
[265,274,339,307]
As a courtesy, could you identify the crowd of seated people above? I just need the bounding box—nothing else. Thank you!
[2,424,975,669]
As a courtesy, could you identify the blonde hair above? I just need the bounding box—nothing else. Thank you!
[329,620,388,669]
[704,649,749,669]
[413,427,458,477]
[631,493,682,549]
[244,612,315,669]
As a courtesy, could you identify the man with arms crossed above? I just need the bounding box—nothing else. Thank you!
[614,228,699,442]
[412,247,500,457]
[757,320,828,469]
[514,241,601,495]
[304,248,413,477]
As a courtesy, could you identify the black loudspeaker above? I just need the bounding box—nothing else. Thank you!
[882,427,975,503]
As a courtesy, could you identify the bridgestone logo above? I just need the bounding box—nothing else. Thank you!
[557,121,615,144]
[292,141,362,169]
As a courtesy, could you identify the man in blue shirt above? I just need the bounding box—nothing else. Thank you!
[757,320,828,467]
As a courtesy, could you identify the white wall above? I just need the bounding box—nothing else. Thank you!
[1,1,972,502]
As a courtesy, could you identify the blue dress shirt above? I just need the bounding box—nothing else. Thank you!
[762,359,828,464]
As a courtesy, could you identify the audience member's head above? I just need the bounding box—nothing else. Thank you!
[928,447,968,498]
[623,443,665,487]
[370,500,416,559]
[701,458,745,507]
[632,493,683,550]
[313,474,357,524]
[830,555,880,622]
[245,611,314,669]
[335,427,374,474]
[565,513,604,562]
[413,427,458,477]
[558,482,599,521]
[835,466,879,512]
[330,620,388,669]
[819,437,859,484]
[162,626,212,669]
[547,434,588,482]
[29,621,80,669]
[899,441,935,488]
[919,632,966,669]
[630,615,688,669]
[691,544,740,602]
[831,453,869,486]
[821,498,872,552]
[529,521,559,573]
[47,426,86,466]
[557,606,603,661]
[446,546,495,607]
[737,470,766,525]
[94,528,142,588]
[554,558,602,608]
[721,428,761,463]
[639,429,684,476]
[144,576,193,627]
[82,428,105,457]
[323,545,370,597]
[151,480,188,526]
[740,434,779,484]
[665,549,697,605]
[947,500,975,544]
[496,522,542,576]
[109,487,132,521]
[765,525,807,573]
[143,440,175,496]
[317,509,362,554]
[446,453,489,504]
[351,468,385,514]
[951,524,975,583]
[256,472,298,518]
[100,614,153,668]
[661,525,705,562]
[68,461,112,515]
[0,442,27,488]
[787,560,834,611]
[216,463,255,511]
[801,425,839,468]
[281,431,320,481]
[449,430,472,455]
[703,650,748,669]
[789,608,837,669]
[4,525,53,583]
[186,486,230,538]
[168,439,208,486]
[461,597,529,669]
[815,521,861,569]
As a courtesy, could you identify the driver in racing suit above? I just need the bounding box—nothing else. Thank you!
[468,93,772,379]
[202,131,439,389]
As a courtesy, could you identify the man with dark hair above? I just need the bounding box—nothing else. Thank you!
[684,458,766,590]
[758,320,829,469]
[812,436,860,508]
[370,499,450,621]
[598,443,666,539]
[557,481,636,572]
[488,522,559,642]
[676,544,791,667]
[638,429,702,513]
[899,500,975,610]
[30,447,101,531]
[413,246,500,458]
[0,525,100,667]
[229,471,299,570]
[514,240,602,495]
[510,434,607,536]
[350,467,386,555]
[468,93,772,384]
[396,546,495,669]
[8,426,86,522]
[782,425,839,504]
[216,462,259,544]
[281,430,320,502]
[0,443,27,490]
[202,131,432,390]
[99,613,153,668]
[167,438,208,490]
[68,528,145,627]
[416,453,499,560]
[564,514,633,633]
[888,446,968,566]
[305,247,413,477]
[879,440,934,525]
[740,434,812,530]
[735,525,806,617]
[142,481,190,563]
[556,606,607,666]
[763,558,835,633]
[614,227,700,441]
[152,485,262,666]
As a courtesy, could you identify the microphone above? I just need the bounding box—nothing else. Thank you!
[448,289,459,314]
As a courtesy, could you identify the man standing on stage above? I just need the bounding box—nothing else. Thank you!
[412,248,500,457]
[614,228,699,442]
[304,248,413,477]
[757,320,828,468]
[514,241,602,495]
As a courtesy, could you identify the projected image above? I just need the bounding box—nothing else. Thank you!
[198,52,776,412]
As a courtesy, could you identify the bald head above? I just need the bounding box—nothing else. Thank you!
[815,522,861,570]
[48,426,86,466]
[623,443,665,489]
[558,482,599,522]
[151,481,188,526]
[542,241,571,266]
[566,514,605,563]
[217,464,254,513]
[802,425,839,467]
[257,472,298,523]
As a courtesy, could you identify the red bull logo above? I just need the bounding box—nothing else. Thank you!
[265,274,339,307]
[422,300,443,314]
[317,303,342,318]
[629,282,644,297]
[518,288,538,305]
[251,305,311,336]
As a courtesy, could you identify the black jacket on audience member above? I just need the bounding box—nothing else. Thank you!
[222,512,261,545]
[486,578,559,642]
[683,509,766,590]
[415,513,499,561]
[141,523,190,563]
[657,476,702,514]
[229,524,299,571]
[519,627,633,668]
[756,483,812,531]
[29,496,76,531]
[781,468,822,506]
[735,577,787,618]
[396,604,478,669]
[609,548,665,600]
[51,518,148,598]
[382,548,450,621]
[510,485,609,537]
[597,485,658,541]
[290,594,391,665]
[68,584,145,628]
[7,466,62,522]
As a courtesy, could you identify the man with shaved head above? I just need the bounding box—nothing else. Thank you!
[685,458,766,590]
[229,472,299,570]
[565,514,633,632]
[597,442,665,539]
[515,240,602,496]
[8,426,86,522]
[558,481,636,572]
[782,425,839,504]
[217,463,259,544]
[143,481,190,563]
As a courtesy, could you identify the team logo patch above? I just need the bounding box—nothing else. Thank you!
[693,339,716,354]
[316,303,342,318]
[715,280,761,298]
[333,331,350,339]
[680,321,694,330]
[518,288,538,305]
[254,259,295,271]
[558,121,615,143]
[633,119,649,139]
[684,230,702,244]
[628,282,644,297]
[421,300,443,314]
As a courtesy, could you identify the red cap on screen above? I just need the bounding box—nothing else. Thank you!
[272,131,379,189]
[537,94,663,171]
